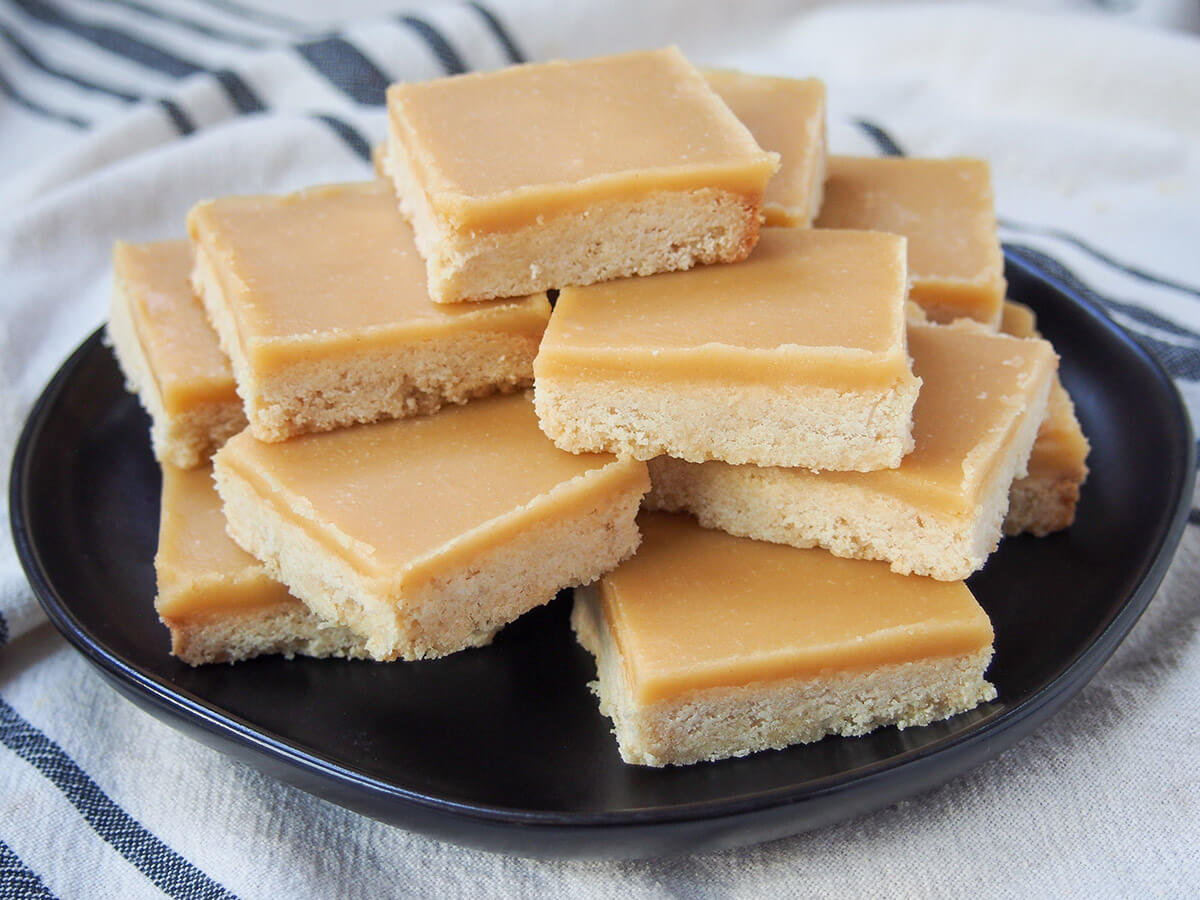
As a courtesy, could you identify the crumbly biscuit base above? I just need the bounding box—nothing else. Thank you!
[193,246,540,443]
[248,331,538,444]
[161,402,248,469]
[572,587,995,767]
[389,140,761,304]
[163,600,370,666]
[214,460,647,661]
[535,374,919,470]
[645,367,1051,580]
[106,285,245,468]
[1004,473,1082,537]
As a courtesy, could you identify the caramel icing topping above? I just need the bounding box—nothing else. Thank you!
[387,48,778,231]
[155,464,294,618]
[1001,301,1089,479]
[598,513,993,704]
[215,393,648,588]
[815,156,1005,323]
[704,68,826,227]
[187,182,551,370]
[811,323,1057,510]
[536,228,912,387]
[114,240,237,414]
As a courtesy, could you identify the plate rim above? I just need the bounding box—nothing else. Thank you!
[8,249,1196,842]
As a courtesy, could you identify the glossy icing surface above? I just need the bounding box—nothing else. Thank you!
[155,464,293,617]
[187,183,550,364]
[599,513,993,704]
[115,239,237,413]
[215,393,645,583]
[537,229,910,385]
[387,48,778,228]
[704,69,825,226]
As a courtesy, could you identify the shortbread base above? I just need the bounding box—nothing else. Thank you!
[163,600,370,666]
[390,140,761,303]
[571,588,996,767]
[214,461,648,661]
[193,244,541,443]
[1004,473,1082,537]
[249,330,538,444]
[106,302,245,469]
[535,374,920,470]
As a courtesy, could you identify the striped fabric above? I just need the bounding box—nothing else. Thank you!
[0,2,1197,896]
[0,0,525,170]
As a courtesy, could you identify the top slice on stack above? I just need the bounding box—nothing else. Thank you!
[385,46,780,303]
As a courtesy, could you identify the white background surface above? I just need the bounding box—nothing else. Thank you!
[1,1,1198,896]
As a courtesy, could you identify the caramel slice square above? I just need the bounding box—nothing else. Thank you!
[572,512,996,767]
[535,228,920,471]
[188,182,551,443]
[386,47,779,303]
[999,301,1090,536]
[156,464,368,665]
[647,323,1057,580]
[703,69,827,227]
[212,393,650,662]
[815,156,1006,327]
[107,240,246,468]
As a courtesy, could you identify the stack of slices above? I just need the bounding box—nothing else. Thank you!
[108,47,1089,768]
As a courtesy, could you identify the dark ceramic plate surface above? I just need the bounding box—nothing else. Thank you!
[10,250,1195,859]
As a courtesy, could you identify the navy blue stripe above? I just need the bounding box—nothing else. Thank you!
[1086,290,1200,344]
[0,609,7,649]
[182,0,311,35]
[398,15,467,74]
[296,37,389,106]
[0,19,196,135]
[12,0,203,78]
[158,98,196,134]
[1007,244,1200,381]
[1001,217,1200,301]
[0,840,56,899]
[82,0,266,49]
[312,114,371,162]
[1117,328,1200,381]
[1188,508,1200,527]
[14,0,270,119]
[0,697,239,900]
[854,118,905,157]
[0,22,139,101]
[11,2,278,131]
[213,69,264,113]
[468,2,525,63]
[0,64,88,128]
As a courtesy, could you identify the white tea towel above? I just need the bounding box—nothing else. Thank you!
[1,1,1198,896]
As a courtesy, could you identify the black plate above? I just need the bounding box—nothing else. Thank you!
[10,250,1195,859]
